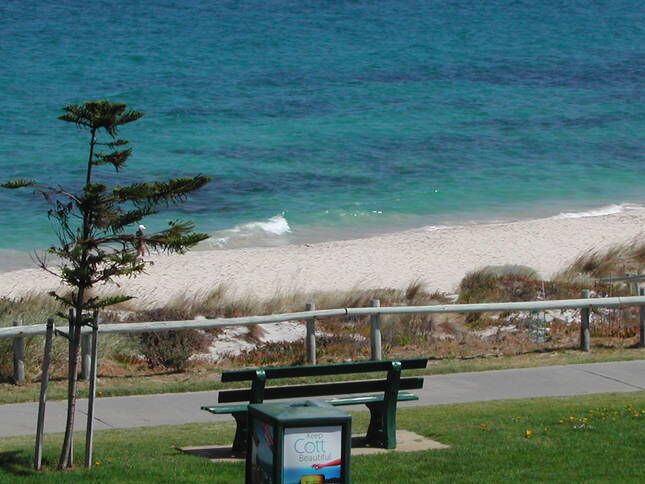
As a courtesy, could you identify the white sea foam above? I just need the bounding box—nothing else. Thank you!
[244,214,292,235]
[553,203,643,220]
[208,214,292,248]
[422,225,451,232]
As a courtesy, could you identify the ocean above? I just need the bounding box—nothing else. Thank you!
[0,0,643,267]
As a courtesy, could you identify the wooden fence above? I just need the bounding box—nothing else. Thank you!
[2,291,644,384]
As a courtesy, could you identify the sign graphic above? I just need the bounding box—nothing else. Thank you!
[250,420,275,483]
[282,426,343,484]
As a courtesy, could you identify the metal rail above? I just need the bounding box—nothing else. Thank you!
[2,294,645,384]
[1,295,644,339]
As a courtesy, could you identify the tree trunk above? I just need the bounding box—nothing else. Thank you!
[58,306,83,469]
[59,128,96,470]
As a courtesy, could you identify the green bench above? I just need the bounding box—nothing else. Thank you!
[201,358,427,454]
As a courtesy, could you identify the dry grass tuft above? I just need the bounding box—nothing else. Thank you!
[557,238,645,280]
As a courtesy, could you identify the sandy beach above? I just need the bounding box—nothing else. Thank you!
[0,209,643,308]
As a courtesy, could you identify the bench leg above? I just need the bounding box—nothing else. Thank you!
[231,411,248,456]
[365,402,397,449]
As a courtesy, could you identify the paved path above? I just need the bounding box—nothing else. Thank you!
[1,360,643,438]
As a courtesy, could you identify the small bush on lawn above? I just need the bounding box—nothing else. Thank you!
[139,330,212,372]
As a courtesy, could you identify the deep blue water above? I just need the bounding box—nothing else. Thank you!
[0,0,643,258]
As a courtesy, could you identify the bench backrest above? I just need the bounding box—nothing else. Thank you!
[218,358,427,404]
[221,357,428,382]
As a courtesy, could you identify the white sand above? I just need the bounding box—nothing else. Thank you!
[0,209,643,307]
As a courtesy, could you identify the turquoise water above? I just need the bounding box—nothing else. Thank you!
[0,0,643,256]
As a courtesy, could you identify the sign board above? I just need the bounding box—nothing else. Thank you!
[250,419,275,483]
[282,426,343,484]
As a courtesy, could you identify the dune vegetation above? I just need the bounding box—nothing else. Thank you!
[0,241,643,399]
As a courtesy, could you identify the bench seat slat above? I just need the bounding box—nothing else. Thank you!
[202,392,419,415]
[328,391,419,406]
[221,358,428,382]
[217,377,423,403]
[201,404,247,414]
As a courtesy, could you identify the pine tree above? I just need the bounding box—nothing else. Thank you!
[2,101,210,469]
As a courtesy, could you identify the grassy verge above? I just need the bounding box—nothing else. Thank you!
[1,346,642,405]
[0,392,643,482]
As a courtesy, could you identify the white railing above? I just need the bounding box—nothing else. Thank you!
[2,292,645,384]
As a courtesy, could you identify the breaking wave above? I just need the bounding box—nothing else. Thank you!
[553,203,643,220]
[207,214,292,249]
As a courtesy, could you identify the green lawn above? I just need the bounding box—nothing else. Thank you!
[0,392,643,483]
[1,347,643,405]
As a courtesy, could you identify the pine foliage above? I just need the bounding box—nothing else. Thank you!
[2,100,211,469]
[3,100,210,311]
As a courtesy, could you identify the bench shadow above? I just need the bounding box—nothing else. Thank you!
[0,450,33,477]
[178,432,444,463]
[179,445,245,462]
[179,438,375,462]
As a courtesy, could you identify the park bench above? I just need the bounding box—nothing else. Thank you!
[201,358,427,454]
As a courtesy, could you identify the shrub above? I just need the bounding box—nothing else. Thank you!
[139,330,212,372]
[457,265,540,326]
[458,265,540,304]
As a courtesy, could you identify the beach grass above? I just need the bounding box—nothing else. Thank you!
[1,240,643,402]
[556,238,645,281]
[0,392,642,482]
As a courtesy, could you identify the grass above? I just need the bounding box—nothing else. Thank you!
[0,392,643,482]
[556,237,645,280]
[0,346,642,405]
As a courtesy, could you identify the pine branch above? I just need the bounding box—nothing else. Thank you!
[96,139,129,148]
[93,148,132,171]
[146,220,210,253]
[106,207,158,232]
[112,175,211,205]
[49,291,74,307]
[58,104,93,128]
[59,101,143,137]
[1,179,36,189]
[85,295,134,309]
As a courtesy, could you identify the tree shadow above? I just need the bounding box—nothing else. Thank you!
[0,450,33,477]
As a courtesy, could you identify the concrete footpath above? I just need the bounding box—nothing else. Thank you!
[1,360,643,438]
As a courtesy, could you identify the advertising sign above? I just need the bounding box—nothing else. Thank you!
[250,419,275,483]
[282,426,343,484]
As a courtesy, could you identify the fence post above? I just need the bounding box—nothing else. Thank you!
[638,287,645,348]
[369,299,382,360]
[80,333,91,380]
[34,318,54,470]
[12,320,25,385]
[305,302,316,365]
[580,289,590,352]
[625,273,636,296]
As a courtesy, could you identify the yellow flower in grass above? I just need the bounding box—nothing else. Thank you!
[524,429,533,439]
